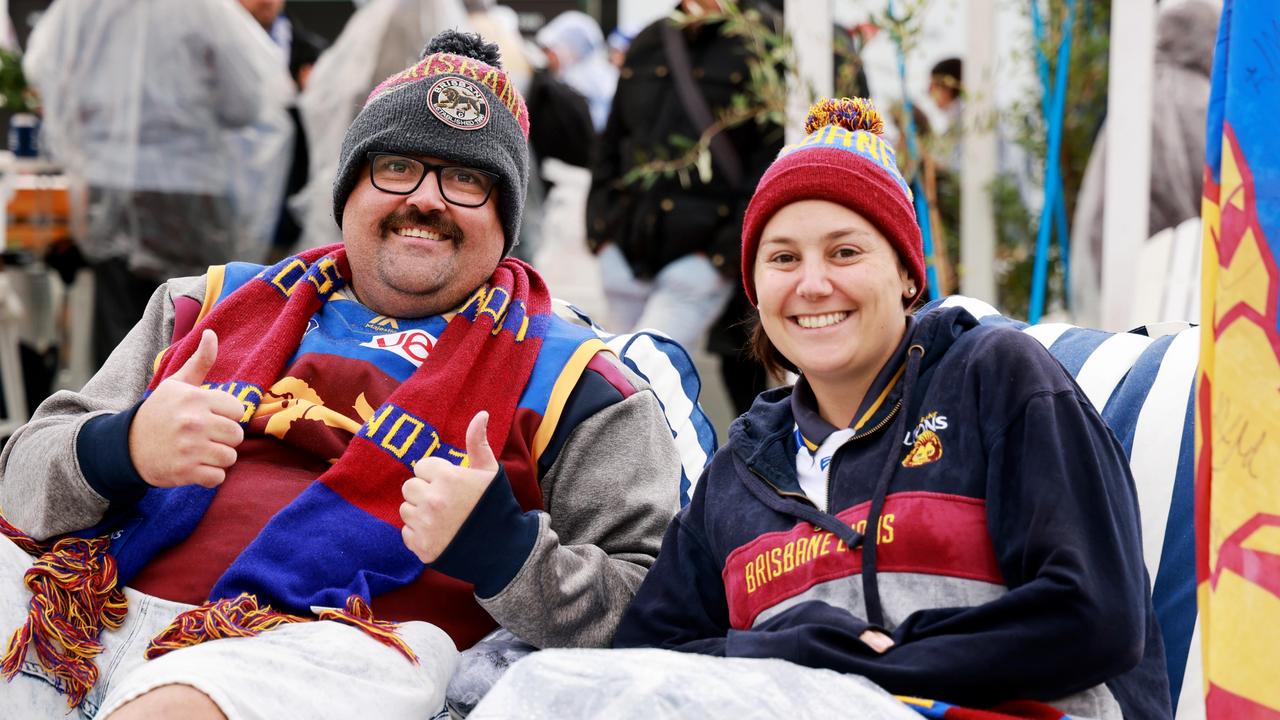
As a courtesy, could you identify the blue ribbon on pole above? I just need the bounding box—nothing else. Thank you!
[887,0,940,302]
[1030,0,1073,311]
[912,177,942,298]
[1029,0,1076,324]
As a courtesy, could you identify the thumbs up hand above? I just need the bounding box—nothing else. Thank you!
[129,329,247,488]
[400,411,500,564]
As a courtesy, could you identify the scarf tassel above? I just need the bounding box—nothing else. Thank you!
[145,594,418,665]
[0,518,126,709]
[144,593,304,660]
[316,595,419,665]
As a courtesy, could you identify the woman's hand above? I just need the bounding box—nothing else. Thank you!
[860,629,895,654]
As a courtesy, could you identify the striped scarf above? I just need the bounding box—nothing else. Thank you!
[2,244,551,705]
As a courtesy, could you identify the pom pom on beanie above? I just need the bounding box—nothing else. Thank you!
[420,30,503,66]
[740,97,925,306]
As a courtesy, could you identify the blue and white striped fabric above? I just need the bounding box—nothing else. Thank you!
[922,296,1203,719]
[557,301,718,506]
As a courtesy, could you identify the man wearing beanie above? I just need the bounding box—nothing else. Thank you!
[0,31,681,718]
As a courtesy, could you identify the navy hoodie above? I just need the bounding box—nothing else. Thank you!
[615,307,1172,718]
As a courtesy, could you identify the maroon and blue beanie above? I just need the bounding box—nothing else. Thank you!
[332,30,531,254]
[740,97,925,306]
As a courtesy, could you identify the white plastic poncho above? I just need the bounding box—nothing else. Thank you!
[23,0,293,273]
[535,11,618,133]
[468,648,922,720]
[1067,0,1218,326]
[292,0,469,251]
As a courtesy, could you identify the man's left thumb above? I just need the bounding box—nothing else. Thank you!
[464,411,498,471]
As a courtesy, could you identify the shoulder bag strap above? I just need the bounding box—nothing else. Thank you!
[660,20,744,188]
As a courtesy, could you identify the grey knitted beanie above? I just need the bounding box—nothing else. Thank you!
[332,31,531,253]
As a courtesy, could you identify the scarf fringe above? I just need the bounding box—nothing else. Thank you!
[145,594,417,665]
[144,593,305,660]
[316,595,418,665]
[0,516,43,556]
[0,517,126,709]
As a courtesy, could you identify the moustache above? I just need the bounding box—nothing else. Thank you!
[380,209,464,247]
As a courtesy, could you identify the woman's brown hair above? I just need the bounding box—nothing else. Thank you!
[748,314,797,381]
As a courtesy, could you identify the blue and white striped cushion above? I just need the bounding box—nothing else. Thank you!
[557,302,718,507]
[923,296,1202,719]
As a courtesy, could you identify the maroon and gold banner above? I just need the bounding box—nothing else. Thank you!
[1196,1,1280,716]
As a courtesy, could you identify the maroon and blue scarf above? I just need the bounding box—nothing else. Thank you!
[2,244,552,704]
[899,696,1075,719]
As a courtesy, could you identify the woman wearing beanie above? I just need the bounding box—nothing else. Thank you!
[614,99,1172,717]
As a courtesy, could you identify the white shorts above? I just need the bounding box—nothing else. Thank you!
[0,536,458,719]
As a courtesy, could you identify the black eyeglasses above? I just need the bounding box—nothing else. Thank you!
[366,152,500,208]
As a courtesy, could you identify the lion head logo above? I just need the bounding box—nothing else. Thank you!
[902,429,943,468]
[427,77,490,130]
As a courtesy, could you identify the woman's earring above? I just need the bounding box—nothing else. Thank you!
[907,285,916,297]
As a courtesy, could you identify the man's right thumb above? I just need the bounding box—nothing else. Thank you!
[173,329,219,385]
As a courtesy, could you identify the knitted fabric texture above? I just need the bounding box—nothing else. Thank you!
[332,30,531,253]
[1,244,551,700]
[740,97,924,306]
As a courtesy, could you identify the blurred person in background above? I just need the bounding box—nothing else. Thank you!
[926,57,963,175]
[240,0,287,55]
[524,13,605,320]
[23,0,290,369]
[294,0,468,252]
[606,27,633,69]
[1069,0,1218,327]
[588,0,784,417]
[464,0,546,262]
[927,60,962,127]
[905,57,961,289]
[239,0,330,261]
[524,46,596,176]
[536,10,619,133]
[237,0,328,92]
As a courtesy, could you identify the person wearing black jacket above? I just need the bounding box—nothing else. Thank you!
[587,1,783,409]
[614,99,1172,718]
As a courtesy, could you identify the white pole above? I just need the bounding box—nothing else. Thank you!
[785,0,832,144]
[1101,0,1156,330]
[960,0,997,302]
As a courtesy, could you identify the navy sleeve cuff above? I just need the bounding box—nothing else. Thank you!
[76,403,151,506]
[429,466,541,599]
[725,626,801,661]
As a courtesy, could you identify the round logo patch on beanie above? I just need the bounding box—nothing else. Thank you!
[427,77,490,130]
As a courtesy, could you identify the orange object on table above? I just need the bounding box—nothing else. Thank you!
[6,176,73,253]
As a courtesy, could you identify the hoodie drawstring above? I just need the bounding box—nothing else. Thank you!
[860,342,926,628]
[740,341,928,630]
[739,454,865,551]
